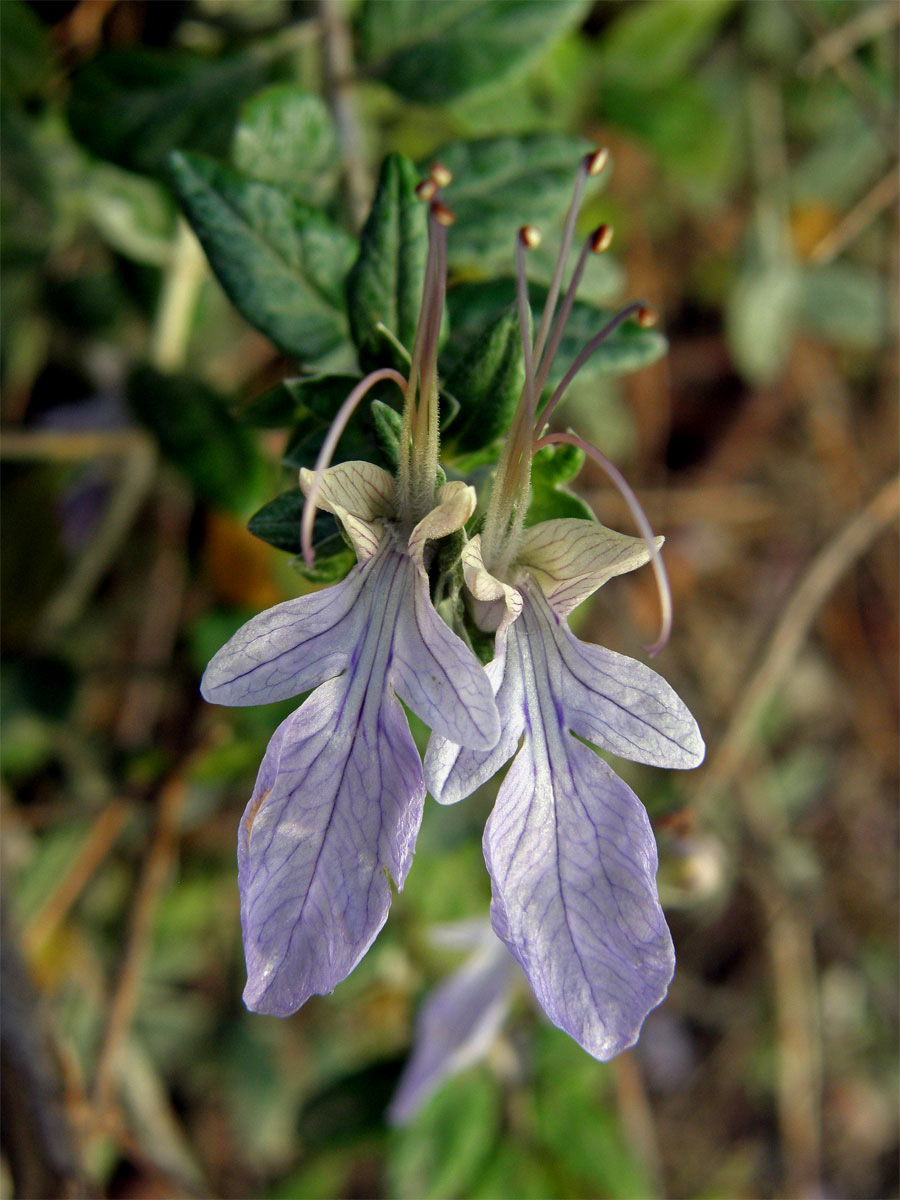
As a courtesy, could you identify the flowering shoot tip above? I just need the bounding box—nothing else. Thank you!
[591,224,614,253]
[429,162,453,189]
[415,178,438,203]
[586,147,610,176]
[519,224,542,249]
[637,305,657,328]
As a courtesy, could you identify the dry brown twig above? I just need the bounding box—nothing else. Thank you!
[91,775,186,1113]
[697,472,900,814]
[809,166,900,265]
[22,802,129,957]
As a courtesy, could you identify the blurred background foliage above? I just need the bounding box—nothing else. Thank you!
[1,1,897,1197]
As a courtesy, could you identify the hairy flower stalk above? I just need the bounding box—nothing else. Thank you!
[202,166,499,1017]
[426,152,704,1061]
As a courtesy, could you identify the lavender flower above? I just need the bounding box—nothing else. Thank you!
[202,177,499,1016]
[426,153,705,1061]
[387,920,518,1124]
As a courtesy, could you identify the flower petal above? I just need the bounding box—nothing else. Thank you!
[238,549,425,1015]
[461,535,522,633]
[407,481,477,565]
[392,559,501,752]
[483,614,675,1059]
[424,624,524,804]
[387,935,515,1124]
[517,519,661,616]
[300,461,395,561]
[201,566,367,705]
[524,581,705,768]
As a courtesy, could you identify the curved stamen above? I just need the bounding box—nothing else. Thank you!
[301,367,408,567]
[535,301,648,443]
[533,430,672,656]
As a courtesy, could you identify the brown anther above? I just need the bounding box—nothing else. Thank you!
[590,224,614,253]
[431,200,456,227]
[429,162,453,189]
[585,148,610,177]
[415,178,438,202]
[519,224,542,249]
[636,305,657,328]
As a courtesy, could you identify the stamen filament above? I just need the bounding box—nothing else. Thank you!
[535,301,647,443]
[533,431,673,656]
[532,159,589,367]
[301,367,408,567]
[533,234,593,398]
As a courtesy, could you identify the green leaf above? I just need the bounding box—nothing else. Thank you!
[68,48,271,177]
[422,134,592,267]
[248,488,355,583]
[0,108,56,268]
[360,0,590,104]
[469,1145,561,1199]
[0,0,51,103]
[247,488,338,558]
[388,1071,501,1200]
[346,154,428,368]
[598,0,735,89]
[444,281,667,388]
[799,262,888,349]
[371,399,403,472]
[232,85,339,206]
[443,306,524,453]
[526,442,594,525]
[126,365,265,512]
[277,372,404,470]
[168,151,355,364]
[534,1028,654,1198]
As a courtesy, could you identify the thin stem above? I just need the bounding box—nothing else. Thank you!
[536,302,645,442]
[534,431,673,655]
[301,367,407,566]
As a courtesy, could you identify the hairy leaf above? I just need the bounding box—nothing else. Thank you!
[169,151,354,364]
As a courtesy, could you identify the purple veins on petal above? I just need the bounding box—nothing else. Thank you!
[226,532,500,1017]
[238,545,425,1015]
[426,577,703,1059]
[200,565,367,706]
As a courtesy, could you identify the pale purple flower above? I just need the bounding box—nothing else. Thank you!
[426,152,705,1061]
[426,528,702,1059]
[202,183,500,1016]
[387,920,518,1123]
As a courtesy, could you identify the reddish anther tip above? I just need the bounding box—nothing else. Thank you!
[585,148,610,176]
[637,305,657,328]
[429,162,453,188]
[415,178,438,202]
[431,200,455,227]
[590,224,614,253]
[519,224,542,249]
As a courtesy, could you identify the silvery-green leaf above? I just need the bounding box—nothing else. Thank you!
[443,307,524,453]
[69,48,270,177]
[360,0,590,104]
[232,84,339,206]
[168,150,354,364]
[346,154,428,369]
